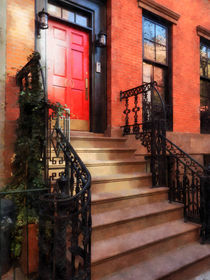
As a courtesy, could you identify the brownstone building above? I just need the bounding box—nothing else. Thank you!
[0,0,210,279]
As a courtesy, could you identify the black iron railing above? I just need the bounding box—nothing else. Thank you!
[120,82,210,243]
[39,111,91,280]
[0,52,91,279]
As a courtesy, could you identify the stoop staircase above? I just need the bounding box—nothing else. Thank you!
[70,131,210,280]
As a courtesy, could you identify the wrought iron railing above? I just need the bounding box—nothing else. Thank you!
[39,111,91,280]
[0,52,92,279]
[120,82,210,243]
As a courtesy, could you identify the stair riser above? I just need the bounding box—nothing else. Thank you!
[92,177,152,193]
[93,208,183,242]
[92,228,200,280]
[92,191,168,214]
[87,163,146,176]
[70,138,127,148]
[162,256,210,280]
[76,151,135,161]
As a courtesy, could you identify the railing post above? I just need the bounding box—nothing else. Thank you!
[200,166,210,243]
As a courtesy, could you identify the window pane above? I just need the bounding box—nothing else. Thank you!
[143,19,155,41]
[144,40,155,61]
[143,62,152,83]
[200,58,207,76]
[48,3,61,18]
[154,67,165,87]
[76,14,88,27]
[200,45,207,58]
[62,9,74,22]
[156,44,167,64]
[208,48,210,59]
[156,25,166,46]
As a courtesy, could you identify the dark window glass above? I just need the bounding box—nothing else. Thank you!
[200,40,210,134]
[143,18,168,65]
[200,43,210,78]
[143,16,172,130]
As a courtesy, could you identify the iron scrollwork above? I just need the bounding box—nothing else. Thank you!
[120,82,210,243]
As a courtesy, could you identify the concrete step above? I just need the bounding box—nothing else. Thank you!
[85,159,146,176]
[92,220,200,279]
[75,147,136,161]
[91,172,152,193]
[70,135,127,148]
[92,186,168,214]
[92,201,183,242]
[99,242,210,280]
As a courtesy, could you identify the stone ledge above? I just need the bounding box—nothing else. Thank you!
[197,25,210,41]
[138,0,180,24]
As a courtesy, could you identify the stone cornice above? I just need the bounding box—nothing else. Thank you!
[197,25,210,41]
[138,0,180,24]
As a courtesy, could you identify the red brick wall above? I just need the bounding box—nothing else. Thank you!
[107,0,210,135]
[107,0,143,135]
[4,0,34,180]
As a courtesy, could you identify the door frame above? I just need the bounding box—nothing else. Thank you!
[35,0,107,133]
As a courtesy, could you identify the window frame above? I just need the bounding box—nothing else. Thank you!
[200,38,210,134]
[142,11,173,131]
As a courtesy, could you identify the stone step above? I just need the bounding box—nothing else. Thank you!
[92,220,200,279]
[85,159,146,176]
[75,147,136,161]
[92,201,183,242]
[92,186,168,214]
[70,135,127,148]
[91,172,152,193]
[99,242,210,280]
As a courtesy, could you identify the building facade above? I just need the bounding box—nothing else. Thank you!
[0,0,210,186]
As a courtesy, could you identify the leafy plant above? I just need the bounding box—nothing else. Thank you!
[4,52,65,259]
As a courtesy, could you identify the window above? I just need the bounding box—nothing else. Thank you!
[143,15,172,130]
[48,3,91,28]
[200,40,210,134]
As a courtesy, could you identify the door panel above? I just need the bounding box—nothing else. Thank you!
[48,20,89,130]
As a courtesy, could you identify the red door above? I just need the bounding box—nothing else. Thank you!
[48,20,89,130]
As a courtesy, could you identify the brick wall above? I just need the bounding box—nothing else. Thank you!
[107,0,210,135]
[4,0,34,182]
[107,0,143,135]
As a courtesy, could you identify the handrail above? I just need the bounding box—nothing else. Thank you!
[39,105,91,280]
[15,52,92,279]
[120,82,210,243]
[162,135,205,176]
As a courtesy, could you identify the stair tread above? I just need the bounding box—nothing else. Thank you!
[92,201,183,228]
[75,147,136,151]
[70,135,126,141]
[92,186,167,203]
[84,159,146,165]
[100,242,210,280]
[92,172,152,182]
[92,220,200,264]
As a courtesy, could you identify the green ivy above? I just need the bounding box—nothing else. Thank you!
[4,52,65,258]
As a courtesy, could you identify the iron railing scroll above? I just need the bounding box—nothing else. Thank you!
[120,82,167,187]
[120,82,210,243]
[39,111,91,280]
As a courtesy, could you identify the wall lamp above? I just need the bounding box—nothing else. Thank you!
[96,32,107,48]
[37,8,49,36]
